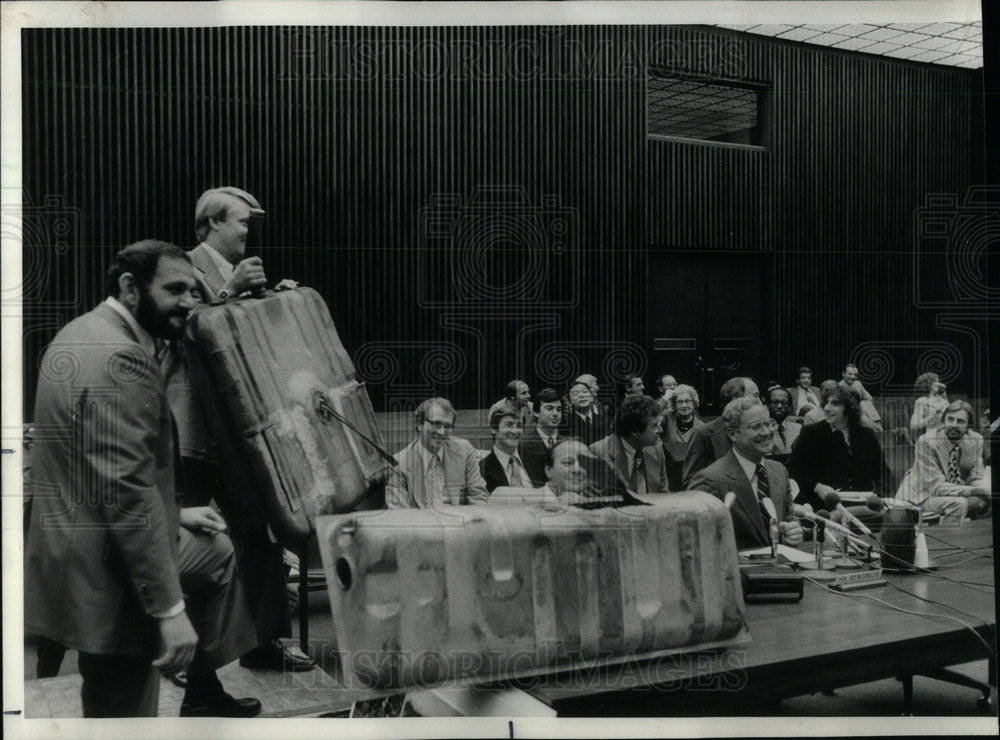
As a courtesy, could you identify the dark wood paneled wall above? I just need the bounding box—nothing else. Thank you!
[21,26,985,417]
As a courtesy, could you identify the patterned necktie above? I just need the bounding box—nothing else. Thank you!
[631,453,646,495]
[507,457,525,487]
[426,454,445,505]
[755,463,773,539]
[154,338,168,364]
[947,444,963,484]
[546,435,555,449]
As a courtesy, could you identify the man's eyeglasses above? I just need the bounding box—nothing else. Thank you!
[745,419,778,432]
[423,420,454,431]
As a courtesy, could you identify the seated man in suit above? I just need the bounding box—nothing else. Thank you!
[480,408,531,492]
[386,397,490,508]
[521,387,564,486]
[896,400,990,520]
[488,379,533,428]
[657,374,679,404]
[682,376,760,487]
[538,439,646,509]
[590,395,669,495]
[689,397,803,550]
[840,363,882,430]
[566,380,609,446]
[577,373,611,416]
[765,385,802,456]
[787,366,821,419]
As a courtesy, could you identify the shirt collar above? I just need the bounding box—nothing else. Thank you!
[492,446,522,469]
[620,437,640,465]
[105,297,156,357]
[200,242,235,279]
[416,441,442,469]
[536,427,557,444]
[732,447,762,484]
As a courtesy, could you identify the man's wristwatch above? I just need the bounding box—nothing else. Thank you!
[217,288,231,302]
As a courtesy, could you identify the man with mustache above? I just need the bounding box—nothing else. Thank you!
[896,400,990,521]
[25,241,259,716]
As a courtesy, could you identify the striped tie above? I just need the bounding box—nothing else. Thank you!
[755,463,773,539]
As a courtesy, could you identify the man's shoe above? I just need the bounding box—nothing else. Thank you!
[239,640,315,672]
[180,691,262,718]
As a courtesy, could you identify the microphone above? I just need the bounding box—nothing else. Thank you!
[793,504,855,538]
[761,496,778,521]
[824,491,873,537]
[760,496,779,557]
[724,491,737,510]
[866,494,884,513]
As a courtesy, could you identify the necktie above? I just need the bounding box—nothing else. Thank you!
[507,457,525,487]
[947,444,962,484]
[154,338,168,364]
[546,435,555,449]
[755,463,773,539]
[777,423,786,447]
[426,454,445,505]
[631,453,646,495]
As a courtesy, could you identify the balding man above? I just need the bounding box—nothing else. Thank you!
[682,377,760,487]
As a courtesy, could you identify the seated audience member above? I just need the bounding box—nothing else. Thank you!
[576,373,611,416]
[909,372,949,440]
[386,397,489,508]
[802,380,840,425]
[624,375,645,399]
[787,366,821,419]
[590,395,669,495]
[661,384,705,463]
[521,387,564,486]
[689,398,803,550]
[488,380,533,428]
[657,374,679,404]
[682,377,760,487]
[840,363,883,430]
[765,386,802,456]
[896,400,990,520]
[539,439,646,509]
[787,385,893,520]
[480,409,530,492]
[566,380,609,446]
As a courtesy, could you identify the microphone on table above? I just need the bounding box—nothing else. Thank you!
[793,504,855,539]
[761,496,779,558]
[866,494,885,513]
[823,490,873,537]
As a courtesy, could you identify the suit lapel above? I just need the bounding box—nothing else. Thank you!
[725,453,768,543]
[610,437,630,486]
[189,244,227,300]
[404,441,426,508]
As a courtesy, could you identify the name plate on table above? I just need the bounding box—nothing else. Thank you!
[829,568,886,592]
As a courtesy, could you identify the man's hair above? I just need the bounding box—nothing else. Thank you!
[105,240,189,298]
[844,363,858,374]
[943,399,974,426]
[914,372,940,397]
[505,379,525,400]
[615,395,661,437]
[766,386,791,403]
[719,376,753,404]
[721,397,763,432]
[194,186,265,242]
[569,381,590,396]
[797,366,812,377]
[543,436,584,471]
[489,408,520,432]
[414,397,456,427]
[668,384,699,412]
[657,374,676,390]
[818,379,839,394]
[535,387,561,406]
[821,384,862,427]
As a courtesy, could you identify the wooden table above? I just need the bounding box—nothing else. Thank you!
[524,520,997,716]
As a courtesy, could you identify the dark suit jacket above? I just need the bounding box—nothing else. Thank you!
[480,450,515,493]
[589,434,669,493]
[25,302,183,656]
[787,421,893,512]
[386,437,490,508]
[566,408,609,446]
[520,430,558,487]
[689,450,794,550]
[682,417,732,488]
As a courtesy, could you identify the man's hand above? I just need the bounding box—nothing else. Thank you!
[779,520,803,547]
[224,256,267,296]
[152,611,198,675]
[274,278,298,291]
[179,506,227,536]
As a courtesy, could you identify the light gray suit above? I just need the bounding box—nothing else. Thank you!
[386,437,490,508]
[590,434,669,493]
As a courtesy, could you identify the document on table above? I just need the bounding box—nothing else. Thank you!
[740,545,816,564]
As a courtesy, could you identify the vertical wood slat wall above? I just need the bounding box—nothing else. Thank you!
[21,26,983,415]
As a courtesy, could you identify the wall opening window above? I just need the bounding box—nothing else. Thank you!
[647,73,767,148]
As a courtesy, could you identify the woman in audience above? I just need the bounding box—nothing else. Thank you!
[660,384,704,463]
[909,371,949,440]
[788,384,893,516]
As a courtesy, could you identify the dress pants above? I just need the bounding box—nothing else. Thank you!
[78,653,159,718]
[181,457,291,647]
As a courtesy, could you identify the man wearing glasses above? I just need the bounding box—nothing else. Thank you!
[386,397,490,508]
[689,397,803,550]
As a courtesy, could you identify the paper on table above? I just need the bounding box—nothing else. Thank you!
[837,490,873,504]
[740,544,816,564]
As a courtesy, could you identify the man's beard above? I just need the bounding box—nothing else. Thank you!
[136,288,188,340]
[945,428,964,442]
